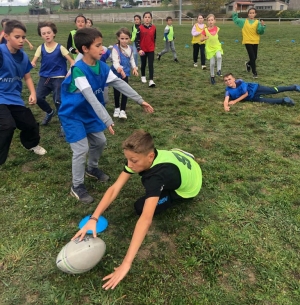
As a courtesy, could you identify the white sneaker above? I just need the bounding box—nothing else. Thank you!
[149,80,155,87]
[202,65,206,70]
[119,110,127,119]
[29,145,47,155]
[141,76,147,83]
[113,108,120,118]
[194,63,198,67]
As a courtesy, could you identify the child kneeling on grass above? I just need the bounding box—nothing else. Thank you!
[72,130,202,289]
[223,73,299,112]
[0,20,46,165]
[59,28,153,204]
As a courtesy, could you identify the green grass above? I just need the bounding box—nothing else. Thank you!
[1,22,300,304]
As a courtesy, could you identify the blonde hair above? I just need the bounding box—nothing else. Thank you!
[207,14,215,20]
[122,130,154,155]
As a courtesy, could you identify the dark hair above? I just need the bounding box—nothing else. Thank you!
[248,7,257,13]
[74,27,102,53]
[134,14,141,21]
[223,73,234,79]
[122,130,154,154]
[197,14,204,19]
[37,21,57,36]
[74,14,86,23]
[4,20,26,35]
[143,11,152,18]
[166,16,172,21]
[86,18,93,26]
[1,18,9,27]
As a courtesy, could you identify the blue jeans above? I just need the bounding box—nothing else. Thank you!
[36,77,64,114]
[252,85,297,104]
[132,42,138,67]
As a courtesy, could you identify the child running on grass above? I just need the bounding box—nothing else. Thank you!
[72,129,202,289]
[157,16,178,62]
[0,20,46,165]
[223,73,299,112]
[135,11,156,87]
[67,14,86,59]
[191,14,206,69]
[200,14,223,85]
[58,28,153,204]
[111,27,138,120]
[131,14,141,67]
[232,5,265,78]
[31,21,74,132]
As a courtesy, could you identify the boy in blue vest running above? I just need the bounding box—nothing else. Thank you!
[72,129,202,289]
[31,22,74,129]
[157,16,178,62]
[0,20,47,165]
[59,28,153,204]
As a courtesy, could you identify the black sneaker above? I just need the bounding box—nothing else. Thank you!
[41,109,56,126]
[210,77,216,85]
[86,168,110,182]
[174,58,179,63]
[70,184,94,204]
[157,54,161,61]
[245,61,251,73]
[217,70,222,77]
[253,73,258,79]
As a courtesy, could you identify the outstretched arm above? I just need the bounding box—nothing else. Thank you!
[102,196,158,290]
[228,91,248,106]
[25,38,34,50]
[72,171,132,240]
[224,96,230,112]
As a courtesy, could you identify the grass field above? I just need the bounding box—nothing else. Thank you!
[1,21,300,305]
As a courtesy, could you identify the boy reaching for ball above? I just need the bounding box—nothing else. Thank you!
[223,73,300,112]
[72,130,202,289]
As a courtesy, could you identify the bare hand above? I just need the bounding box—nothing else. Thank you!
[141,101,154,113]
[71,220,97,241]
[31,62,36,68]
[228,100,236,106]
[102,261,132,290]
[138,50,144,56]
[108,124,115,135]
[28,94,36,105]
[29,44,34,50]
[260,19,265,26]
[132,68,139,77]
[224,105,230,112]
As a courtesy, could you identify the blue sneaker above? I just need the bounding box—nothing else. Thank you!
[283,97,295,106]
[210,77,216,85]
[294,85,300,91]
[41,109,56,125]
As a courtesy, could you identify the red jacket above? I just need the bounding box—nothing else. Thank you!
[138,24,156,52]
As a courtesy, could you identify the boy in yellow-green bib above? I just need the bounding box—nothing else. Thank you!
[233,5,266,78]
[72,130,202,289]
[157,16,178,62]
[200,14,223,85]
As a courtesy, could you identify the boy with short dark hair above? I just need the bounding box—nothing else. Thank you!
[59,28,153,204]
[0,20,46,165]
[72,130,202,289]
[223,73,299,112]
[31,21,74,129]
[157,16,178,62]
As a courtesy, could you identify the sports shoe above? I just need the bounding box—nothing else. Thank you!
[245,61,251,73]
[86,167,110,182]
[253,73,258,79]
[174,58,179,63]
[41,109,56,125]
[210,77,215,85]
[70,184,94,204]
[157,54,161,61]
[294,85,300,91]
[194,63,198,67]
[149,80,156,87]
[119,110,127,119]
[202,65,206,70]
[283,97,295,106]
[29,145,47,155]
[217,70,222,77]
[113,108,120,118]
[141,76,147,83]
[171,148,195,159]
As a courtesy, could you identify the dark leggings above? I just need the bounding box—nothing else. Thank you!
[140,51,154,80]
[134,189,192,216]
[193,43,206,65]
[245,44,258,74]
[113,76,128,111]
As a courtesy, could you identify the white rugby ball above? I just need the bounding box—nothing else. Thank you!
[56,236,106,274]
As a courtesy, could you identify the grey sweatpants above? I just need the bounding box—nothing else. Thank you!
[70,131,106,187]
[158,41,177,59]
